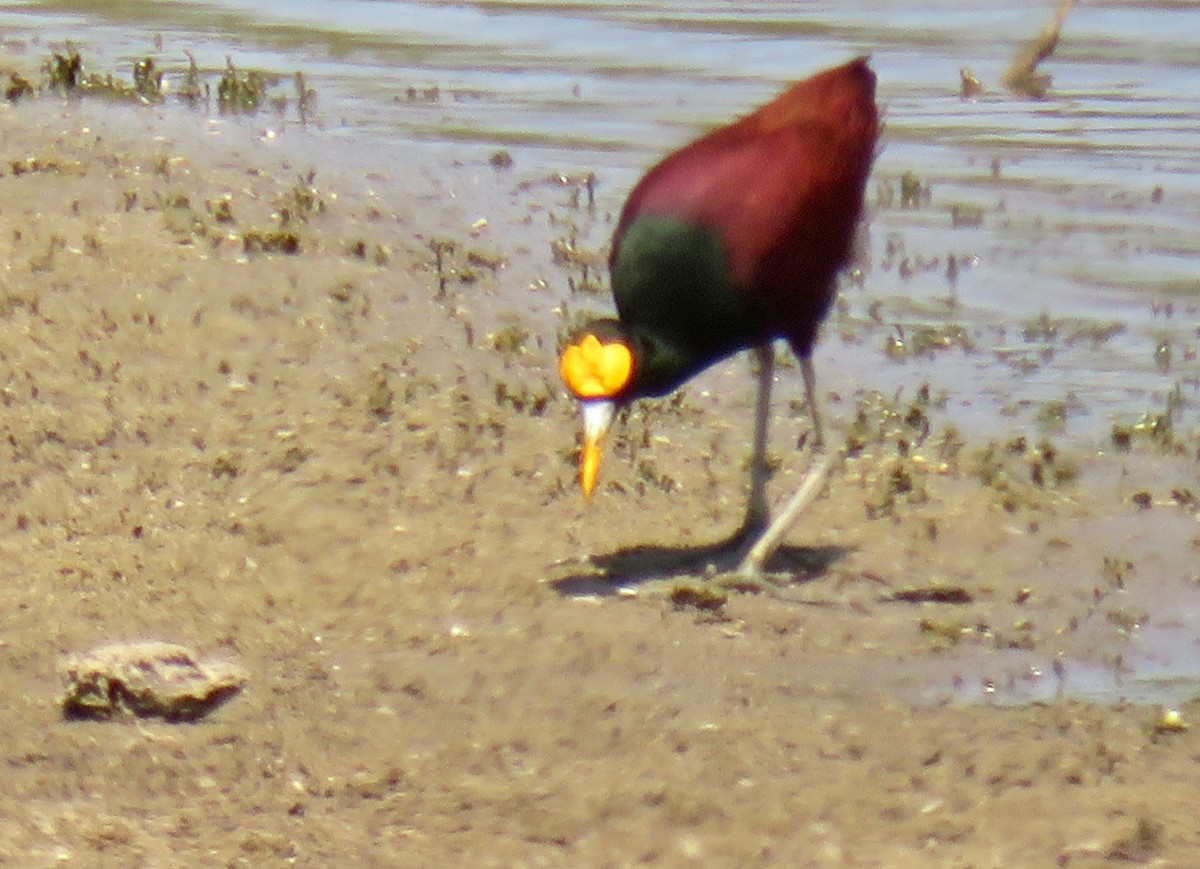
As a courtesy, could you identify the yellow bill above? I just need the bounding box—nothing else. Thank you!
[580,400,615,499]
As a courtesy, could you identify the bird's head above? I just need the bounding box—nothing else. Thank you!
[558,329,635,499]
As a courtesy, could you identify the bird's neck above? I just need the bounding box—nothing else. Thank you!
[612,215,764,398]
[624,328,714,398]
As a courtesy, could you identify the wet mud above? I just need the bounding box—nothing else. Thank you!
[1,55,1200,866]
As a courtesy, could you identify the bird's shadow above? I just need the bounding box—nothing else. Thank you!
[550,537,853,597]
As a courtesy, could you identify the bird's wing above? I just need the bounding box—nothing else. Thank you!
[613,59,878,299]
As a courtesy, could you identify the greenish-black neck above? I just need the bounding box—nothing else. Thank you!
[610,215,764,398]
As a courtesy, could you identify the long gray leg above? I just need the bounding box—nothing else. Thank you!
[801,354,825,449]
[743,344,774,533]
[738,353,831,574]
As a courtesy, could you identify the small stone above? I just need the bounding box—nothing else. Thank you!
[60,641,246,722]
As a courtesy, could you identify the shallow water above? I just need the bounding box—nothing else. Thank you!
[2,1,1197,441]
[2,0,1199,703]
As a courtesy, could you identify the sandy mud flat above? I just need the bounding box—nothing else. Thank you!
[1,74,1200,866]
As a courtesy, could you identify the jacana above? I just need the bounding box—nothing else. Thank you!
[559,57,879,574]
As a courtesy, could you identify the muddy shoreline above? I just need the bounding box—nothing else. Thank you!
[1,79,1199,865]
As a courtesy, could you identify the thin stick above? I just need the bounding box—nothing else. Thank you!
[1002,0,1078,98]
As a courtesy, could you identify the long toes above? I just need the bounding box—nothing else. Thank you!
[715,569,773,595]
[733,557,764,582]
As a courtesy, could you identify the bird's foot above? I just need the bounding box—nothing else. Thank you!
[734,557,765,582]
[695,513,783,592]
[735,452,835,577]
[729,539,783,590]
[703,510,767,567]
[712,566,782,596]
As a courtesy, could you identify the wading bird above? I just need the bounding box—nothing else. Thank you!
[559,57,879,574]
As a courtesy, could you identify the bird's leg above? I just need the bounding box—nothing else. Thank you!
[737,453,833,576]
[739,344,775,538]
[800,354,825,449]
[737,353,831,576]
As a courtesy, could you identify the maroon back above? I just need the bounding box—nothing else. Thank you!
[612,58,879,355]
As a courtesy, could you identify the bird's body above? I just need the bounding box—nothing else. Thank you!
[559,58,880,572]
[609,58,878,395]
